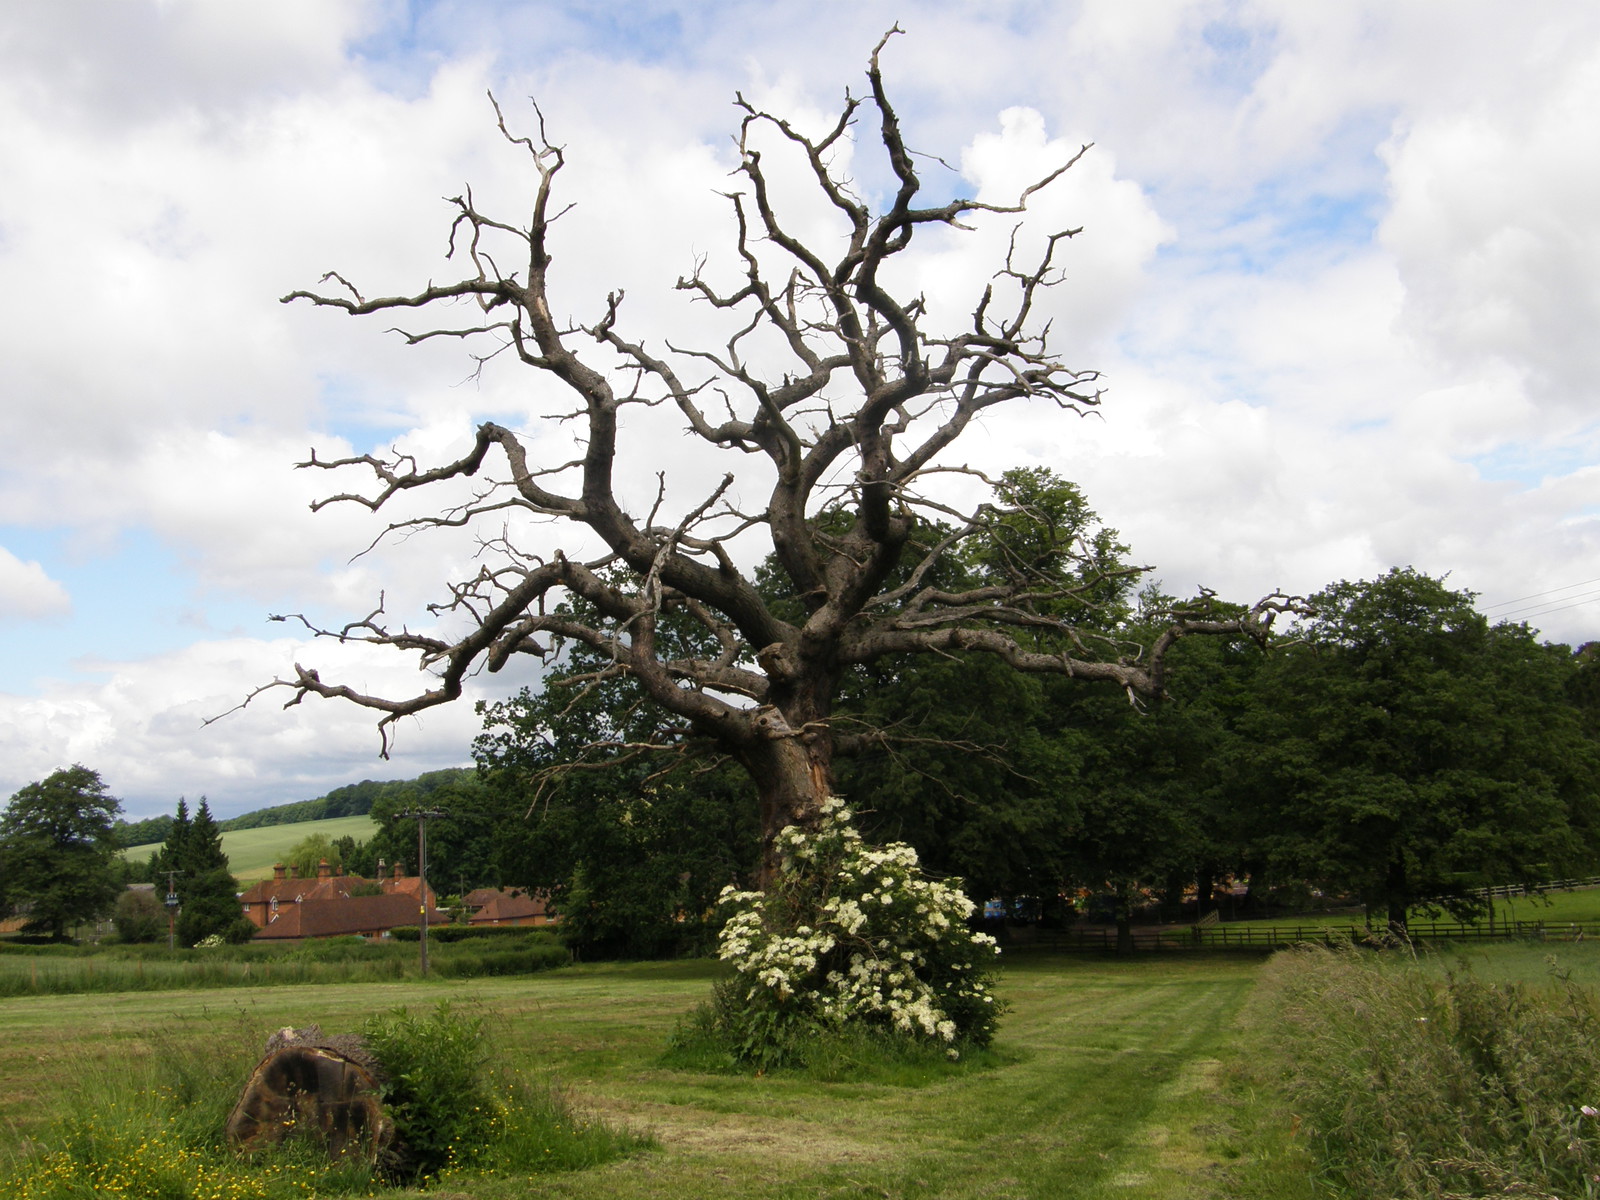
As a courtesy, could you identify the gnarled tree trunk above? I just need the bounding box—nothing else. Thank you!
[742,703,836,886]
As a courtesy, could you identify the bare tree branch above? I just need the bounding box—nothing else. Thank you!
[231,35,1309,875]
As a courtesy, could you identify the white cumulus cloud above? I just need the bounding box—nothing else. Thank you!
[0,547,70,620]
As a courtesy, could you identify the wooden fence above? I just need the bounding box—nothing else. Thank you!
[1472,876,1600,899]
[1010,918,1600,953]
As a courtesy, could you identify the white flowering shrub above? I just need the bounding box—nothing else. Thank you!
[704,798,1001,1067]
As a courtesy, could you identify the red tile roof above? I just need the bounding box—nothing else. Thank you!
[466,889,552,925]
[254,893,447,940]
[241,868,436,929]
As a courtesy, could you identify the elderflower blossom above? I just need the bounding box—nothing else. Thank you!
[715,800,1004,1049]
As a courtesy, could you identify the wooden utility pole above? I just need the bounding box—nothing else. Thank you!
[394,809,447,976]
[162,869,182,951]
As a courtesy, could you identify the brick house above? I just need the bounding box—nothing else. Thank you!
[240,860,441,941]
[463,887,556,927]
[251,892,448,941]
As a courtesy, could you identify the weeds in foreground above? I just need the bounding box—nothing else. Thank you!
[1,1003,650,1198]
[1255,943,1600,1199]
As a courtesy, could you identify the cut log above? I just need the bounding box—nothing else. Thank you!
[226,1026,394,1164]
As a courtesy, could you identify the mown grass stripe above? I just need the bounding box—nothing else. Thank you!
[0,956,1327,1199]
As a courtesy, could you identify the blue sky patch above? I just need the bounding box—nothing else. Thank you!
[0,527,278,696]
[1470,440,1598,489]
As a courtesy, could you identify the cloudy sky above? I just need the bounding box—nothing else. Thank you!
[3,0,1598,821]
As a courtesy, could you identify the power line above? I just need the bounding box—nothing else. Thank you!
[1483,576,1600,613]
[1495,592,1600,624]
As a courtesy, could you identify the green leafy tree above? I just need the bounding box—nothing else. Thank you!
[1048,592,1283,936]
[477,677,760,958]
[835,578,1264,940]
[0,765,123,940]
[112,889,166,943]
[283,833,340,879]
[1243,569,1599,932]
[832,650,1078,910]
[151,796,191,889]
[331,833,379,879]
[365,774,501,898]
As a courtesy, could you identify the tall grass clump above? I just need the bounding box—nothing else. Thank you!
[0,1018,376,1199]
[1,1004,648,1198]
[360,1003,650,1184]
[1254,943,1600,1198]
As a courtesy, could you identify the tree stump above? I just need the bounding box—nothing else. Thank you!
[226,1026,394,1164]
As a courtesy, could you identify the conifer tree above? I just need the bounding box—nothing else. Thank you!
[155,797,242,945]
[154,797,191,890]
[177,798,241,945]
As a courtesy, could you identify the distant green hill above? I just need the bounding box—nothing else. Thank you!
[123,814,381,884]
[112,767,472,849]
[219,768,471,831]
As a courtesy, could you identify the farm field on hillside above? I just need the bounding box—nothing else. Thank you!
[0,956,1312,1200]
[122,814,379,881]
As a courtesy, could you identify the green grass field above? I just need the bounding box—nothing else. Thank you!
[122,814,380,882]
[1210,882,1600,933]
[13,942,1600,1197]
[0,953,1319,1199]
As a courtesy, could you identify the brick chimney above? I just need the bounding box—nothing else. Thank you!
[317,859,332,879]
[392,862,404,880]
[288,864,300,880]
[273,863,286,881]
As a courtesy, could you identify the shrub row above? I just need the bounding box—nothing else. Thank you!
[429,944,570,978]
[0,935,568,997]
[386,923,561,944]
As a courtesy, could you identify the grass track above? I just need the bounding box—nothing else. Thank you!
[0,954,1313,1199]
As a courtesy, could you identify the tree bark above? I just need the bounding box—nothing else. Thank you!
[1386,851,1410,937]
[1196,865,1219,921]
[1114,879,1136,954]
[741,705,836,885]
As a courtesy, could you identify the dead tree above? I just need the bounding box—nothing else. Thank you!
[246,32,1296,879]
